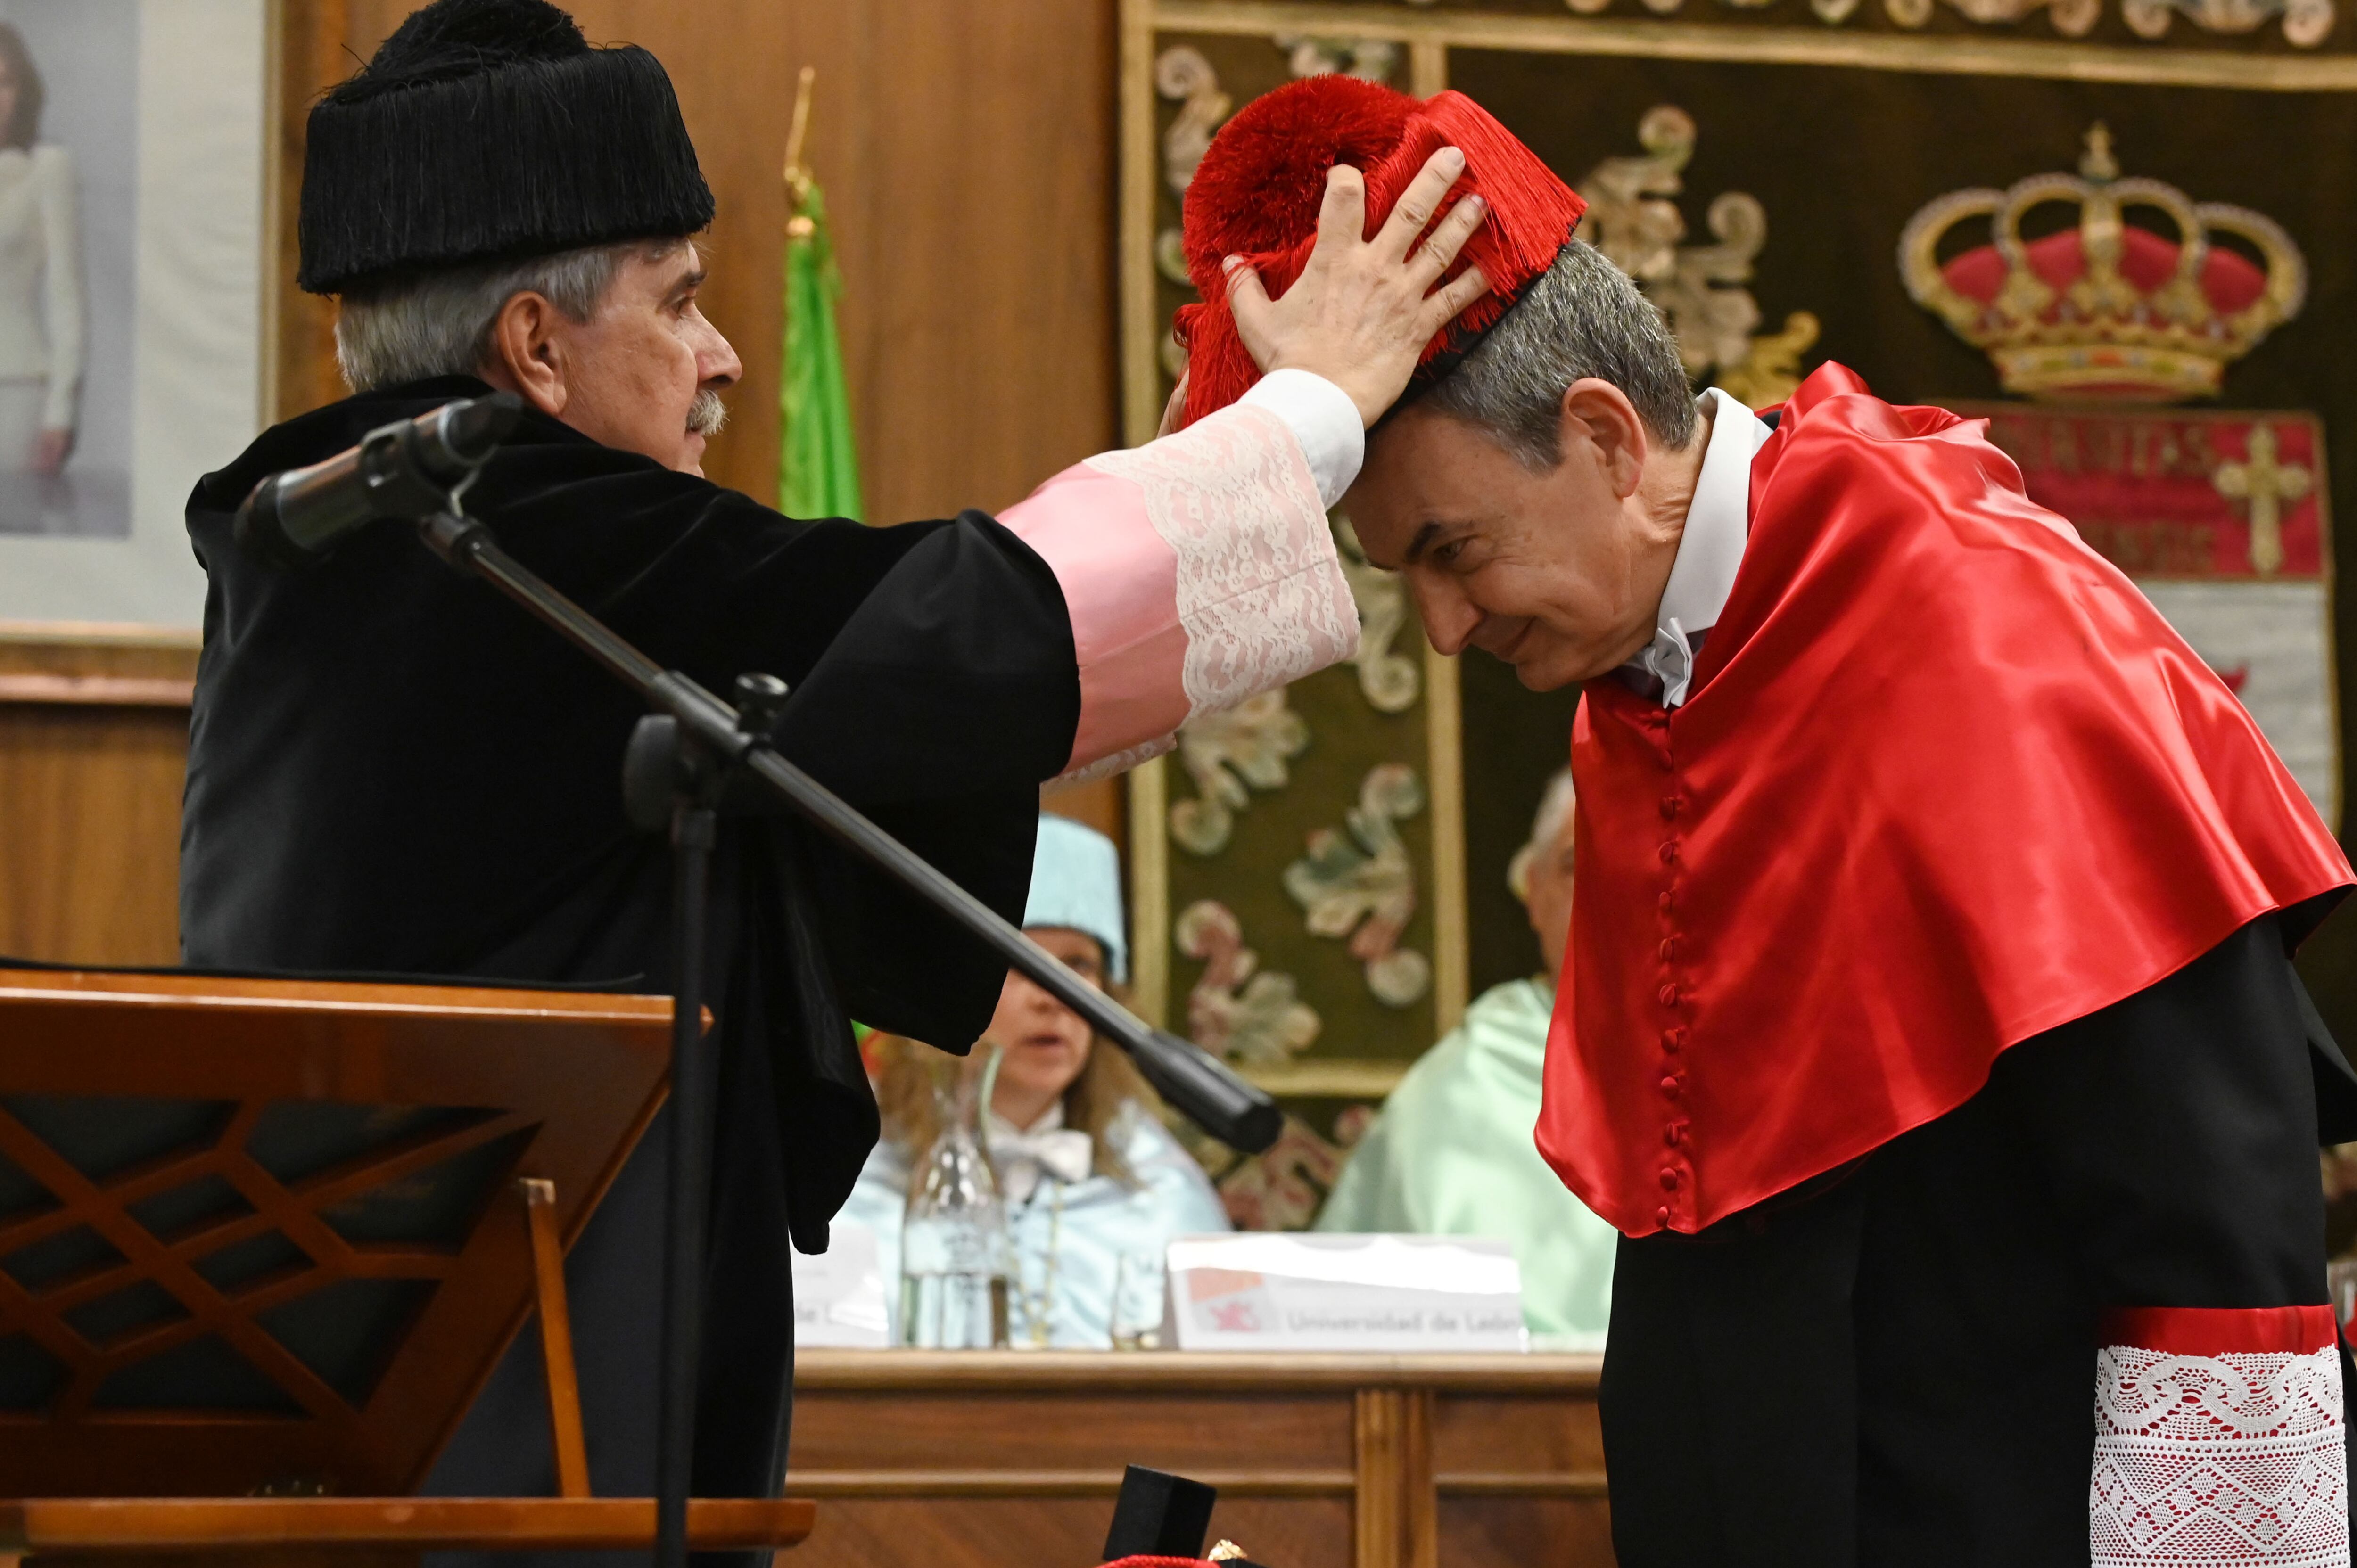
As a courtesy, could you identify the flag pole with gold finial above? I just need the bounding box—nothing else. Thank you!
[776,64,862,519]
[783,65,816,237]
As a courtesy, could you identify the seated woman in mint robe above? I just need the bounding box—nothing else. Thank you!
[1316,771,1619,1346]
[839,814,1231,1347]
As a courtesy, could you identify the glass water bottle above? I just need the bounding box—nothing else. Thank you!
[898,1051,1011,1348]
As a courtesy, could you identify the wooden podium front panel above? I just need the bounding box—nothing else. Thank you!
[1429,1390,1614,1568]
[787,1351,1612,1568]
[0,972,672,1499]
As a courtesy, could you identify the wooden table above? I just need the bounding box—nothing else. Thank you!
[786,1351,1612,1568]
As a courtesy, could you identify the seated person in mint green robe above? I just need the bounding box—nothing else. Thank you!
[1315,770,1618,1346]
[838,814,1231,1347]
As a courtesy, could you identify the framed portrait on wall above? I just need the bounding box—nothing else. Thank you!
[0,0,266,630]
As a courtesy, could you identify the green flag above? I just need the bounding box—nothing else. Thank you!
[778,179,863,521]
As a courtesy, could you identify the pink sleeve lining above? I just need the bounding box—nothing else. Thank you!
[1000,463,1192,773]
[1001,404,1360,780]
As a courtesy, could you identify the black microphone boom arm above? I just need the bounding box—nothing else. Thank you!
[228,396,1280,1141]
[392,470,1284,1151]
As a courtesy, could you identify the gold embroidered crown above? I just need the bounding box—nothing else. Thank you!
[1899,125,2305,403]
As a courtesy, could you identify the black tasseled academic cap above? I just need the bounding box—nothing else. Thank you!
[297,0,715,295]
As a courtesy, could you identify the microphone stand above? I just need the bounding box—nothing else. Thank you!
[392,503,1281,1568]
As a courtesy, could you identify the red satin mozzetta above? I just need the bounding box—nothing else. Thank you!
[1536,364,2353,1238]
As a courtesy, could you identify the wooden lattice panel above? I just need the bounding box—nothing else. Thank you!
[0,970,669,1498]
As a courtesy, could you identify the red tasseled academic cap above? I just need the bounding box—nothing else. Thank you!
[1174,76,1585,427]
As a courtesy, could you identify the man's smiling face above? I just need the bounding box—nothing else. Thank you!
[1344,393,1676,692]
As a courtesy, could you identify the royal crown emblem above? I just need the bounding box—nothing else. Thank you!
[1899,125,2305,403]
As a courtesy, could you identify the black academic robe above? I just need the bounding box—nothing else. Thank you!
[1571,377,2357,1566]
[1600,914,2357,1568]
[181,376,1081,1565]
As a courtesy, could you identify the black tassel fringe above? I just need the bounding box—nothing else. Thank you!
[298,5,714,296]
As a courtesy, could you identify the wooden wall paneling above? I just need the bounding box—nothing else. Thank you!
[0,630,198,966]
[267,0,354,424]
[0,706,188,966]
[1042,777,1123,854]
[804,0,1120,525]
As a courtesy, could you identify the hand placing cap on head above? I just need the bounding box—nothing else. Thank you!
[1173,77,1586,429]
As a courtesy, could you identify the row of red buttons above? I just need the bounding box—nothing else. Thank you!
[1655,775,1689,1227]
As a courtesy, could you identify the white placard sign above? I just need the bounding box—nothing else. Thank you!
[790,1221,890,1348]
[1164,1234,1527,1352]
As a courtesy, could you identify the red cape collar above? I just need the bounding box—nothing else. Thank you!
[1538,364,2349,1236]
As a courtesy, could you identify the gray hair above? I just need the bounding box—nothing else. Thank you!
[1507,767,1577,903]
[1422,238,1698,468]
[333,238,679,393]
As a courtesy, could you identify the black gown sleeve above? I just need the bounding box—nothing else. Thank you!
[479,437,1083,1043]
[182,388,1080,1249]
[460,428,1086,1243]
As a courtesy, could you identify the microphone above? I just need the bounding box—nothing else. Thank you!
[235,392,524,564]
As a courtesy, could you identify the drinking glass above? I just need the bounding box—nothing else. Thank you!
[1108,1247,1167,1350]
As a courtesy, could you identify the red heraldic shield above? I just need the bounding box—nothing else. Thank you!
[1538,363,2353,1238]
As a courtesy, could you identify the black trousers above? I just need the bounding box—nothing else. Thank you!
[1600,917,2348,1567]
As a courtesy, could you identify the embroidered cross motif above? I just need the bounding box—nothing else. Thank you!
[2214,426,2315,578]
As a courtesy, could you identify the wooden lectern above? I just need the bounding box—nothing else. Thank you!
[0,969,815,1563]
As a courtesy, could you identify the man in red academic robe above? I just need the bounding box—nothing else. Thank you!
[1177,75,2357,1568]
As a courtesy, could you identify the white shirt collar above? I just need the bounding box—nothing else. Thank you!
[1629,387,1775,708]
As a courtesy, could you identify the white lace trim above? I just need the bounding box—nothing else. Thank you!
[1049,734,1175,789]
[1084,404,1359,722]
[2092,1344,2349,1567]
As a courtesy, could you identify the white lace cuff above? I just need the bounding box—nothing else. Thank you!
[2091,1306,2348,1568]
[1001,402,1360,782]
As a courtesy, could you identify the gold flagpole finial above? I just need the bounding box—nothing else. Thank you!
[783,65,817,220]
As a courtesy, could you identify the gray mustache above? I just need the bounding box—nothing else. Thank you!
[689,390,728,438]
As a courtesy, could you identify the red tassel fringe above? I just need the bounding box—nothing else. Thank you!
[1173,78,1586,428]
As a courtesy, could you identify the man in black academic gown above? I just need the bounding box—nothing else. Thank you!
[180,1,1493,1561]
